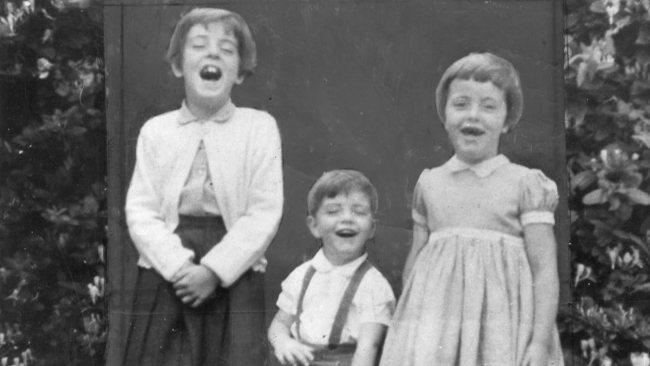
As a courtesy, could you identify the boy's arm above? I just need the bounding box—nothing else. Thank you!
[201,114,284,287]
[402,223,428,285]
[268,310,314,366]
[351,323,388,366]
[125,128,195,281]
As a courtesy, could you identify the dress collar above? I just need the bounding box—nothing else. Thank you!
[444,154,510,178]
[310,249,368,277]
[177,100,236,125]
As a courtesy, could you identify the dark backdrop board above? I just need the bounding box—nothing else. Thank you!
[105,1,566,364]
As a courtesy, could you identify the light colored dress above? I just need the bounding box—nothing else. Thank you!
[379,155,564,366]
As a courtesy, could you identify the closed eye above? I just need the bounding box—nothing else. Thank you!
[450,97,470,108]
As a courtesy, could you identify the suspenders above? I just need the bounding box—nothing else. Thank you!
[295,260,373,348]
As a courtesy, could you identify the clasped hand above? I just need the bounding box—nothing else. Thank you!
[171,261,220,308]
[273,337,315,366]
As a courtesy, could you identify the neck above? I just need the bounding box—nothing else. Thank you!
[457,152,498,166]
[322,248,365,266]
[186,97,230,120]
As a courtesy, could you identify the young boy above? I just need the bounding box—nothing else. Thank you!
[124,8,283,366]
[268,170,395,366]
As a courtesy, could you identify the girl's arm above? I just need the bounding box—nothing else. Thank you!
[402,223,428,285]
[522,223,560,366]
[351,323,388,366]
[125,127,195,281]
[268,310,314,366]
[200,113,284,287]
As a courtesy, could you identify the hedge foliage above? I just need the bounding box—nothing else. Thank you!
[0,1,105,365]
[563,0,650,364]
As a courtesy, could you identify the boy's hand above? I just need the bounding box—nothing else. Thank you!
[273,337,314,366]
[172,264,220,308]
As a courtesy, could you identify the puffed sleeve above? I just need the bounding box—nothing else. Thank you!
[519,169,559,226]
[412,171,428,227]
[276,265,306,316]
[353,270,396,326]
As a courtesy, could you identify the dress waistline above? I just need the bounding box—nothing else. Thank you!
[428,227,524,247]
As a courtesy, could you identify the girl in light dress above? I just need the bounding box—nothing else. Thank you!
[379,53,564,366]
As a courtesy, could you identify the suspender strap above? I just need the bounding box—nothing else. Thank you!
[295,260,374,347]
[296,265,316,342]
[328,260,372,347]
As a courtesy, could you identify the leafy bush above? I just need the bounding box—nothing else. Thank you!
[563,0,650,364]
[0,1,105,365]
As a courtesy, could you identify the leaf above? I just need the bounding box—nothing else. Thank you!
[584,188,608,204]
[572,170,598,190]
[68,126,86,136]
[626,188,650,205]
[577,58,599,87]
[616,202,633,220]
[590,0,607,13]
[81,195,98,215]
[632,282,650,292]
[636,22,650,45]
[632,133,650,149]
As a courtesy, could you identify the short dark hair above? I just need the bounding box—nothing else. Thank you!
[435,52,523,130]
[166,8,257,78]
[307,170,379,217]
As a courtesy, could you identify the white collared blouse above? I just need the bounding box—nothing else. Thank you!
[125,102,283,286]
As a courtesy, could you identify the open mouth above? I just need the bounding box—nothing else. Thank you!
[335,229,358,238]
[199,65,222,81]
[460,126,485,136]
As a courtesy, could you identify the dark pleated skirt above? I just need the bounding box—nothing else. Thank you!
[123,215,266,366]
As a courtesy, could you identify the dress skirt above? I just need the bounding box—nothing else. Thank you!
[379,227,564,366]
[123,215,266,366]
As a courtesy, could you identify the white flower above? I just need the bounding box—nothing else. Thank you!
[580,338,596,358]
[97,244,105,263]
[87,276,105,304]
[575,263,595,286]
[21,1,34,13]
[607,245,622,269]
[601,355,613,366]
[605,0,621,24]
[631,352,650,366]
[36,58,53,79]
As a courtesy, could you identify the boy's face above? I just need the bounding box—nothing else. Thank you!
[172,21,243,109]
[444,78,508,165]
[307,190,375,266]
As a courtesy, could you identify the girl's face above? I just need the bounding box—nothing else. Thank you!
[307,190,375,266]
[444,78,508,165]
[173,21,243,113]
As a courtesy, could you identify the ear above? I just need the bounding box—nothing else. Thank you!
[306,215,321,239]
[369,218,377,240]
[235,73,245,85]
[171,62,183,78]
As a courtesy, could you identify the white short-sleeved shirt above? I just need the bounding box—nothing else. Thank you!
[276,250,395,346]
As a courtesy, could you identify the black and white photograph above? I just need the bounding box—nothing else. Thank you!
[0,0,648,365]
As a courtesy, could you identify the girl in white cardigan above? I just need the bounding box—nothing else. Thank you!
[123,8,283,366]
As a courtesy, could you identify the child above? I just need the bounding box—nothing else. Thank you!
[268,170,395,366]
[123,8,283,366]
[380,53,564,366]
